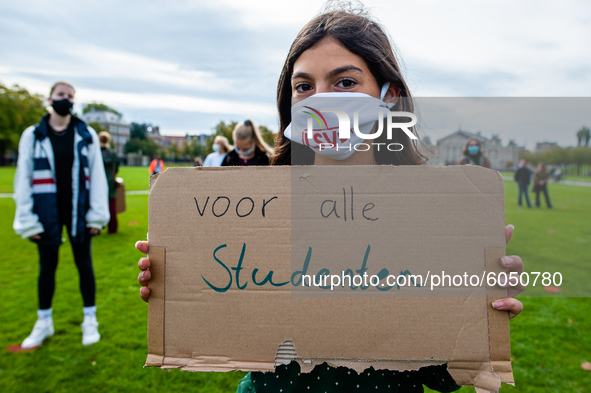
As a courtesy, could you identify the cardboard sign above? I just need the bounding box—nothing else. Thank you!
[146,166,513,392]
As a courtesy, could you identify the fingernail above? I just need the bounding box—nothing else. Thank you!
[141,271,145,280]
[501,256,514,267]
[507,224,515,231]
[492,301,503,309]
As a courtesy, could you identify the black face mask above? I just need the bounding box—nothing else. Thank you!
[51,98,73,116]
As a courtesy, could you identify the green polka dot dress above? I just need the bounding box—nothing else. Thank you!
[236,362,460,392]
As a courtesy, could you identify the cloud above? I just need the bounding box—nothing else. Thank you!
[75,87,276,116]
[1,0,590,146]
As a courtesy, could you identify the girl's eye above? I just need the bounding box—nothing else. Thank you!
[295,83,313,93]
[337,79,356,88]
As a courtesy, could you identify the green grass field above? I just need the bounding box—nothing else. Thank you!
[1,167,590,392]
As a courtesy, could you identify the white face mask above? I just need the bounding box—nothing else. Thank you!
[236,145,255,157]
[284,83,395,160]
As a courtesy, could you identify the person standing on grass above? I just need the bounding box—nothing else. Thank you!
[136,5,527,392]
[99,131,120,234]
[514,158,533,208]
[203,135,232,167]
[533,161,553,209]
[149,156,165,175]
[221,120,273,167]
[458,137,491,168]
[13,81,109,349]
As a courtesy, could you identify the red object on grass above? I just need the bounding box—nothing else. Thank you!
[5,344,39,353]
[543,286,561,293]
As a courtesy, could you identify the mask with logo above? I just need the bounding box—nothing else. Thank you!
[51,98,74,116]
[467,145,480,155]
[284,83,395,160]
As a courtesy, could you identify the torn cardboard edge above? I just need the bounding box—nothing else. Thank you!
[145,166,514,392]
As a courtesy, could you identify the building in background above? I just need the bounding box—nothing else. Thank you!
[186,133,210,147]
[142,123,163,146]
[160,135,187,149]
[535,142,559,152]
[81,110,130,157]
[427,129,523,170]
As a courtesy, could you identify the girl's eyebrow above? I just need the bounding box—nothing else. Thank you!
[326,65,363,79]
[292,65,364,81]
[292,71,313,80]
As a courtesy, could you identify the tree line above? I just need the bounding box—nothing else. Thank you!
[0,83,46,165]
[520,145,591,176]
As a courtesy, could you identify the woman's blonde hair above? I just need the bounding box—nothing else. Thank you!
[213,135,233,153]
[98,131,111,147]
[49,81,76,96]
[232,119,274,155]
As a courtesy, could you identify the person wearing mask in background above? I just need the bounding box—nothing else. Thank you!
[514,158,532,208]
[99,131,120,233]
[221,120,273,166]
[458,138,491,168]
[203,135,232,167]
[13,81,109,349]
[149,156,165,175]
[533,162,553,209]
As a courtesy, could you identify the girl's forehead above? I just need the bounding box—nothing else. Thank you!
[235,138,254,146]
[53,84,75,96]
[293,37,368,76]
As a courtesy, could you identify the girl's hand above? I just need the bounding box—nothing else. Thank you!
[492,225,524,319]
[136,241,151,302]
[89,228,99,235]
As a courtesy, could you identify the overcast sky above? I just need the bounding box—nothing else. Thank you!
[1,0,590,149]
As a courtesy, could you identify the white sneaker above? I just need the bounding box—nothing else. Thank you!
[22,318,54,349]
[81,317,100,346]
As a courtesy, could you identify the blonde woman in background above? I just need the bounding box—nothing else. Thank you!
[221,120,273,166]
[203,135,232,167]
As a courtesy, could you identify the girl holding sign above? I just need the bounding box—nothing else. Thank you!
[137,4,525,392]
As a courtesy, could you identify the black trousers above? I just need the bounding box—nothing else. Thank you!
[535,184,553,208]
[37,225,95,310]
